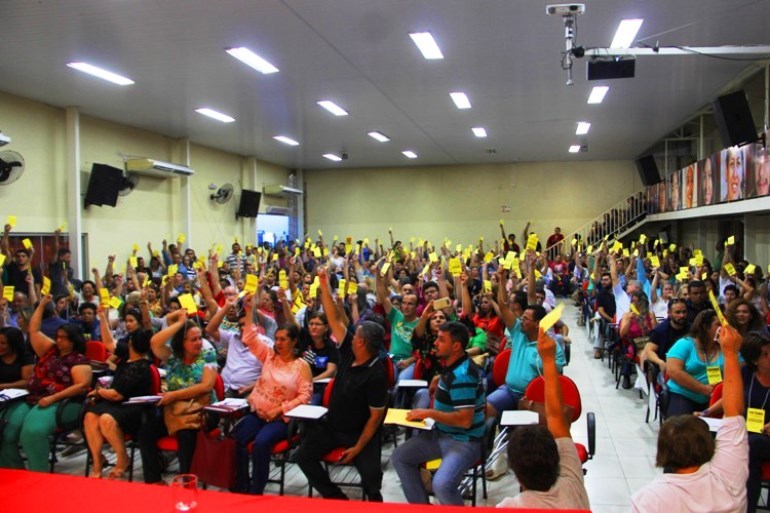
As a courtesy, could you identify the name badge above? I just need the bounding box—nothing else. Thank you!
[706,366,722,385]
[747,408,765,434]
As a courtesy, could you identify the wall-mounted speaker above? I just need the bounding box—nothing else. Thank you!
[236,189,261,218]
[84,163,123,207]
[635,154,662,186]
[712,90,759,148]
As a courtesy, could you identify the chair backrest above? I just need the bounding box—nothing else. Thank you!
[214,373,225,401]
[85,341,108,362]
[322,378,335,407]
[148,364,162,395]
[383,355,396,389]
[709,382,724,412]
[492,349,511,389]
[523,375,582,422]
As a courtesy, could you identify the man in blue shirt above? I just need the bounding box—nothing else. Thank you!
[391,321,485,505]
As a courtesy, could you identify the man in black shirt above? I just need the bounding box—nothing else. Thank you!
[1,224,42,296]
[295,269,388,501]
[644,298,689,375]
[685,280,708,324]
[594,273,616,359]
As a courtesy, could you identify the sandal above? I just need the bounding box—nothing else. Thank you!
[89,469,102,479]
[107,463,129,480]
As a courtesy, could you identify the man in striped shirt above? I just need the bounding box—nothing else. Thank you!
[391,321,485,505]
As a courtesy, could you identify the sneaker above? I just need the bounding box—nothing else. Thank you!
[485,453,508,480]
[593,348,603,359]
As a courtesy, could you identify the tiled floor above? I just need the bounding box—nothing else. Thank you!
[50,302,662,510]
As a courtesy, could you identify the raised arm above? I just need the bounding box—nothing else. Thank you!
[497,267,516,328]
[538,328,570,438]
[318,267,347,343]
[719,324,743,417]
[29,294,56,358]
[97,304,117,353]
[526,250,537,306]
[375,268,393,316]
[150,309,187,363]
[1,224,11,258]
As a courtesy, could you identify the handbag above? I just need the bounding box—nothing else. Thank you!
[190,428,237,489]
[163,394,210,435]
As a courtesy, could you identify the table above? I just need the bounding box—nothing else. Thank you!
[0,469,588,513]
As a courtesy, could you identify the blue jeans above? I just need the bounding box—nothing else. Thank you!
[232,414,288,494]
[391,430,481,505]
[486,385,523,417]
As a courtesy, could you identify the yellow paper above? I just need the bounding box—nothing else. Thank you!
[650,256,660,268]
[448,258,462,277]
[41,277,51,295]
[3,286,15,301]
[22,238,32,250]
[724,263,737,276]
[294,247,301,257]
[484,252,494,263]
[7,215,16,227]
[216,244,223,255]
[317,229,323,236]
[706,366,722,385]
[380,262,391,277]
[177,293,198,314]
[702,272,708,280]
[534,269,542,280]
[526,234,538,251]
[279,278,289,290]
[177,233,186,244]
[726,235,735,246]
[747,408,766,434]
[309,283,318,299]
[429,252,439,263]
[0,253,5,268]
[384,409,431,430]
[217,261,223,269]
[244,274,258,293]
[129,256,138,268]
[108,296,122,310]
[654,239,660,248]
[570,238,577,247]
[132,243,139,252]
[152,250,160,258]
[639,234,647,243]
[669,244,676,252]
[312,247,322,258]
[337,279,347,297]
[745,264,757,275]
[695,254,704,266]
[348,282,358,295]
[613,241,623,253]
[99,289,110,302]
[484,280,492,293]
[630,303,639,315]
[364,238,370,245]
[539,303,565,332]
[586,245,593,254]
[499,219,504,226]
[420,263,431,277]
[273,253,280,262]
[167,264,178,277]
[622,248,630,258]
[322,248,329,257]
[689,258,696,266]
[708,290,728,326]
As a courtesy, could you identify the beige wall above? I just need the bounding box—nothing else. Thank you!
[0,90,290,274]
[304,161,643,246]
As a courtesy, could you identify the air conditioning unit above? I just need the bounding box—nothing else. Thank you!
[263,184,303,195]
[265,206,292,216]
[0,133,10,147]
[124,158,194,178]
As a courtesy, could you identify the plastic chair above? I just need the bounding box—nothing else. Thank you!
[85,341,108,362]
[492,349,511,389]
[523,375,596,471]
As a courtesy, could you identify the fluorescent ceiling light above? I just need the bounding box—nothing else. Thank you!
[610,19,644,48]
[317,100,349,116]
[273,136,299,146]
[450,92,471,109]
[66,62,134,85]
[587,86,609,104]
[576,122,591,135]
[402,151,418,159]
[368,131,390,142]
[323,153,342,162]
[568,145,581,153]
[195,108,235,123]
[226,47,279,74]
[409,32,444,60]
[472,127,488,138]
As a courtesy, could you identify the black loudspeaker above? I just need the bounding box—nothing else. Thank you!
[84,163,123,207]
[712,90,759,148]
[236,189,261,218]
[635,154,662,186]
[587,58,635,80]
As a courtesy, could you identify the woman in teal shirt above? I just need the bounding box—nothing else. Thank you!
[666,309,725,416]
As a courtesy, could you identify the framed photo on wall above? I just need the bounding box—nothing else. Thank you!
[746,141,769,198]
[699,154,718,206]
[682,162,697,209]
[668,168,681,211]
[720,146,745,202]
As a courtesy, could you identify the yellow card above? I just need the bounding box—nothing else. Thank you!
[279,278,289,290]
[639,234,647,243]
[630,303,639,315]
[669,244,676,252]
[570,238,577,247]
[676,272,689,281]
[708,290,728,326]
[152,250,160,258]
[650,256,660,268]
[587,244,593,254]
[726,235,735,246]
[132,243,139,252]
[689,258,696,266]
[177,233,186,244]
[448,258,462,277]
[484,280,492,293]
[217,261,223,269]
[348,282,358,295]
[380,262,391,277]
[706,366,722,385]
[695,254,704,266]
[745,264,757,275]
[455,244,462,253]
[702,272,708,280]
[294,247,301,257]
[526,234,539,251]
[484,251,494,263]
[99,288,110,302]
[0,253,5,268]
[317,229,323,236]
[622,248,630,258]
[108,296,122,310]
[364,238,370,245]
[272,253,279,262]
[216,244,223,255]
[312,247,322,258]
[244,274,258,293]
[6,215,16,227]
[129,256,138,268]
[613,241,623,253]
[747,408,766,434]
[322,248,329,257]
[2,286,13,302]
[161,275,169,286]
[534,269,542,280]
[192,260,203,270]
[41,277,51,295]
[22,238,32,249]
[337,279,347,298]
[724,263,737,276]
[167,264,178,277]
[694,249,703,256]
[680,266,689,274]
[143,276,151,288]
[309,283,319,298]
[499,219,504,226]
[654,239,660,248]
[177,293,198,314]
[333,235,338,242]
[420,263,431,277]
[539,303,565,332]
[429,252,439,263]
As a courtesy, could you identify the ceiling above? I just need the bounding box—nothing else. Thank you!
[1,0,769,170]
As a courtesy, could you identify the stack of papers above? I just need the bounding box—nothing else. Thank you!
[0,389,29,401]
[205,398,249,412]
[124,395,162,405]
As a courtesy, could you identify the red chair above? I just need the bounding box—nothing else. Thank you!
[85,341,108,362]
[523,375,596,472]
[492,348,511,389]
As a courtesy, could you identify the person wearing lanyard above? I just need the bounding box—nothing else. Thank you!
[705,331,770,513]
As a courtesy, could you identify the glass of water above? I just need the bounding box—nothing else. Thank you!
[171,474,198,512]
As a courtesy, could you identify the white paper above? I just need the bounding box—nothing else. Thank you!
[0,388,29,400]
[700,417,725,432]
[124,395,162,404]
[285,404,328,419]
[501,410,540,426]
[397,379,429,388]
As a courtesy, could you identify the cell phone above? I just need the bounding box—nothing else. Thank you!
[433,297,451,310]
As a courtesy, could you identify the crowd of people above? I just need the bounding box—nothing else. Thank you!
[0,219,768,511]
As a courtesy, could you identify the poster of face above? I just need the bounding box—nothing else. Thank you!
[721,146,745,202]
[682,162,697,209]
[698,154,718,206]
[657,181,666,213]
[668,168,681,211]
[746,141,770,198]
